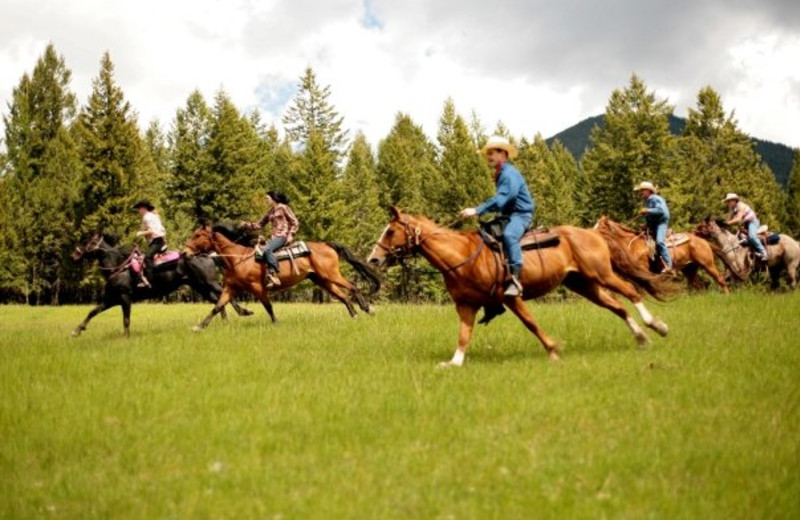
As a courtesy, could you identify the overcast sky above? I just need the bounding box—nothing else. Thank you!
[1,0,799,148]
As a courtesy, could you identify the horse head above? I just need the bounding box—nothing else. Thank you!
[368,206,422,268]
[72,233,105,261]
[184,223,215,257]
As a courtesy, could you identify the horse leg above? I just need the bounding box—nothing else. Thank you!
[591,270,669,337]
[121,297,132,337]
[681,263,703,292]
[71,301,112,337]
[564,273,650,348]
[313,277,358,318]
[769,266,782,291]
[194,287,236,331]
[503,297,561,360]
[697,258,729,293]
[259,292,278,324]
[440,303,478,367]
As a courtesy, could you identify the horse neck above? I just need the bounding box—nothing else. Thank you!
[212,233,251,270]
[415,220,481,272]
[93,245,126,277]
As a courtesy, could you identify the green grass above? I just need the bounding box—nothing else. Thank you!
[1,292,798,519]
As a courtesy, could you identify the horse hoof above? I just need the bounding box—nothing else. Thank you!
[651,319,669,337]
[548,350,561,362]
[71,330,81,337]
[636,332,651,349]
[241,309,254,317]
[437,361,459,369]
[192,325,203,333]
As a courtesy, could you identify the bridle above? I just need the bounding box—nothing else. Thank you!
[186,230,254,267]
[374,218,485,274]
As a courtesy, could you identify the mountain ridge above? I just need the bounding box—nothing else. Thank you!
[545,114,796,187]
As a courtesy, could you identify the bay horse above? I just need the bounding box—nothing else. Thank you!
[595,216,728,293]
[71,233,253,337]
[367,207,676,367]
[695,217,800,290]
[183,224,381,329]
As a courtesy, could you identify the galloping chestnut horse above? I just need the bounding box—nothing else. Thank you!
[595,216,728,293]
[184,224,380,329]
[368,207,676,367]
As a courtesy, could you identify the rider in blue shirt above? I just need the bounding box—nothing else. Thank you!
[635,182,672,273]
[460,136,534,297]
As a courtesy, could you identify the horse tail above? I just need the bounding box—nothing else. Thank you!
[326,243,382,295]
[595,227,680,302]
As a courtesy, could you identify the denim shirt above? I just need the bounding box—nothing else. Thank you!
[644,194,670,226]
[476,162,535,217]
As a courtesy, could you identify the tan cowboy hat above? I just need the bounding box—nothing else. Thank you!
[722,193,740,203]
[633,181,657,193]
[480,135,518,159]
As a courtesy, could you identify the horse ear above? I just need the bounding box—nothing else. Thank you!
[388,205,401,221]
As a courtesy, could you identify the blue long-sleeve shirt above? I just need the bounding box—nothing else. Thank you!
[475,162,535,217]
[643,194,670,226]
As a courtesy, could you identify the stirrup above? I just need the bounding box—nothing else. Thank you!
[265,273,281,288]
[504,276,522,297]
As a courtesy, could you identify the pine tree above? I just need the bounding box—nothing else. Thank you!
[206,90,263,220]
[376,113,439,214]
[340,132,383,254]
[74,51,152,237]
[1,44,82,303]
[282,68,348,242]
[786,150,800,235]
[165,90,213,224]
[434,99,492,219]
[516,136,578,227]
[283,67,348,161]
[672,86,787,227]
[582,74,676,222]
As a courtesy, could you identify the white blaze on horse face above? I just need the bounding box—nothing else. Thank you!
[367,225,391,265]
[634,301,654,325]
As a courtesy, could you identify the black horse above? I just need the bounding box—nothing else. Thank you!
[71,233,253,337]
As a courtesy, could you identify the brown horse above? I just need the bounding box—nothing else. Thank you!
[367,207,675,367]
[184,224,381,329]
[695,217,800,290]
[595,216,729,293]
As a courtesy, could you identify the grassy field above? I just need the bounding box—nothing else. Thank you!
[1,292,798,519]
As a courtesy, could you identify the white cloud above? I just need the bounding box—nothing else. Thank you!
[1,0,799,149]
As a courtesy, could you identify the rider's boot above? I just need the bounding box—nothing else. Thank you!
[504,266,523,297]
[265,269,281,289]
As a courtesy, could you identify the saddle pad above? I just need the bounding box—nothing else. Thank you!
[665,233,690,248]
[520,229,560,250]
[153,251,181,266]
[274,241,311,261]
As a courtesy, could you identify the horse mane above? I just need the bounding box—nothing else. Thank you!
[602,218,640,236]
[212,221,259,246]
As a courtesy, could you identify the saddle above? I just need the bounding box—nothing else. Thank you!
[254,240,311,263]
[479,217,560,252]
[643,231,690,260]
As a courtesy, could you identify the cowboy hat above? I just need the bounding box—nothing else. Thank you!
[480,135,518,159]
[132,200,155,211]
[722,193,740,203]
[633,181,657,193]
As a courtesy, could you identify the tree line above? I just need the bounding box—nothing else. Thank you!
[1,45,798,304]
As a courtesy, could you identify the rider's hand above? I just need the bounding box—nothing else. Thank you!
[639,208,649,216]
[135,231,146,237]
[460,208,477,219]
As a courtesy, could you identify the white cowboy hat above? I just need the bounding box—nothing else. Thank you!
[722,193,740,203]
[757,225,769,235]
[480,135,518,159]
[633,181,657,193]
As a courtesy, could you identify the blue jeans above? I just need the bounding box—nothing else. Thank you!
[263,236,287,273]
[503,213,532,271]
[746,219,767,256]
[651,222,672,269]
